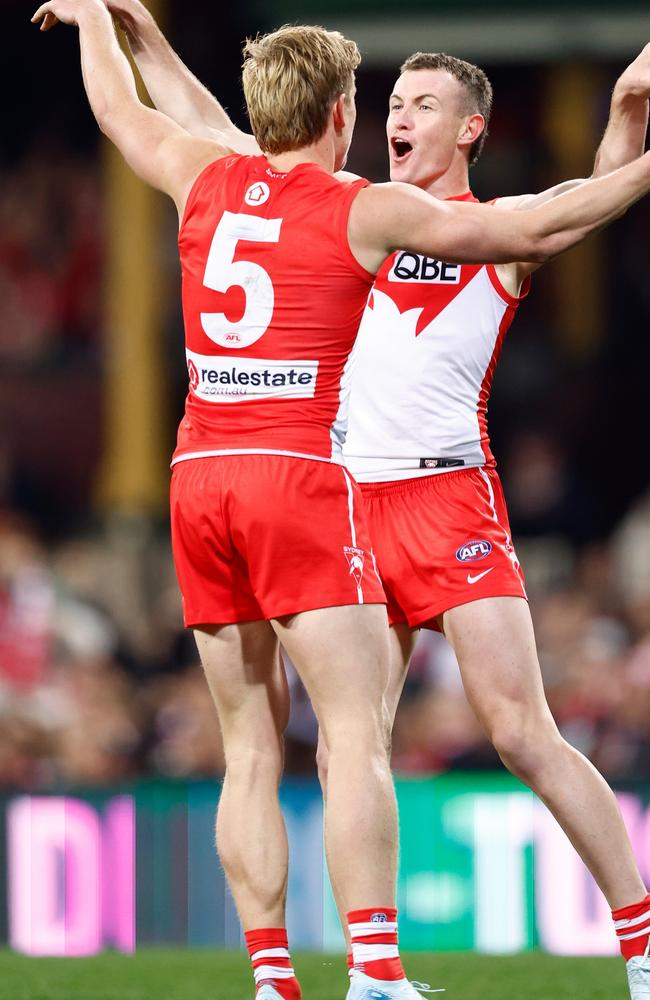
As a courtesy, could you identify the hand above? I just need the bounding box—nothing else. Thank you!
[101,0,155,50]
[614,42,650,101]
[31,0,104,31]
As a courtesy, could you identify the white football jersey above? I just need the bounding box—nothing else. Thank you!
[343,195,528,482]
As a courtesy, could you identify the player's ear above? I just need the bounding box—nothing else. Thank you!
[458,113,485,153]
[332,93,348,131]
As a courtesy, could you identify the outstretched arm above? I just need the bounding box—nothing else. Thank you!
[104,0,260,154]
[349,153,650,275]
[32,0,231,215]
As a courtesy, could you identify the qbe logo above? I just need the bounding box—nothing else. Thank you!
[245,181,270,207]
[456,539,492,563]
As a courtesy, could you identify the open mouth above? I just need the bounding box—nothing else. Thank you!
[391,137,413,159]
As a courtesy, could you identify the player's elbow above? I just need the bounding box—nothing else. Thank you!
[95,106,126,147]
[92,101,114,137]
[522,237,554,264]
[526,229,578,264]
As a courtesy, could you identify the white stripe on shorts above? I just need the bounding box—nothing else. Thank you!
[342,467,363,604]
[478,467,519,570]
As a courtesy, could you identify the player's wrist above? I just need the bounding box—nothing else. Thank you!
[611,79,650,106]
[78,1,113,30]
[107,2,157,51]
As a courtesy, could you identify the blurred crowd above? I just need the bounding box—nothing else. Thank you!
[1,487,650,790]
[0,146,103,367]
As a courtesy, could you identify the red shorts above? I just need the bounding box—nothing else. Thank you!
[359,466,526,630]
[170,455,385,626]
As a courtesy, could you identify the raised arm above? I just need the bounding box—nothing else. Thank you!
[593,43,650,177]
[349,154,650,274]
[32,0,230,215]
[103,0,260,154]
[495,42,650,217]
[483,46,650,292]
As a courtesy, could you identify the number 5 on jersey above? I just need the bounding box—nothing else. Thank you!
[201,211,283,349]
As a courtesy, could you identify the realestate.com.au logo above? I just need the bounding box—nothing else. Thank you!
[186,350,319,403]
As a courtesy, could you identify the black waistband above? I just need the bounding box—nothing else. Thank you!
[419,457,466,469]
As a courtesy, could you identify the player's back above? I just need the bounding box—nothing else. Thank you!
[174,154,373,466]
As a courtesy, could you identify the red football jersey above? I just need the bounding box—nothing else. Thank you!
[173,154,373,465]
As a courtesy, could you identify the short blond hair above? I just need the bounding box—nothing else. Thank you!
[242,25,361,154]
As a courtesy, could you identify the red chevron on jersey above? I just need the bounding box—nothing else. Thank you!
[375,191,481,337]
[376,258,483,337]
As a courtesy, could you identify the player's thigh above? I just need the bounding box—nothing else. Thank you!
[441,596,552,732]
[272,603,390,743]
[194,620,288,751]
[315,621,417,770]
[385,623,419,724]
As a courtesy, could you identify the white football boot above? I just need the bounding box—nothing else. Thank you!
[256,987,285,1000]
[627,941,650,998]
[345,971,444,999]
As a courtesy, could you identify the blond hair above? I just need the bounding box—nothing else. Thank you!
[242,25,361,154]
[400,52,493,165]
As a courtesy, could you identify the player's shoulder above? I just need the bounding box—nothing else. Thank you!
[355,180,440,208]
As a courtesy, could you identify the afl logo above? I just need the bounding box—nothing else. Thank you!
[245,182,270,207]
[188,358,199,391]
[456,539,492,563]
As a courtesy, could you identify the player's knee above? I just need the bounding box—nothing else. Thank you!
[488,711,557,783]
[333,703,390,757]
[225,744,284,785]
[316,739,330,793]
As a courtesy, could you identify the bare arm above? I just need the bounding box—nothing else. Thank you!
[103,0,360,182]
[32,0,231,215]
[103,0,260,154]
[494,44,650,217]
[489,45,650,291]
[593,43,650,177]
[349,155,650,275]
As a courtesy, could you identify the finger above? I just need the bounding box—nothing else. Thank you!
[31,3,50,22]
[42,11,59,30]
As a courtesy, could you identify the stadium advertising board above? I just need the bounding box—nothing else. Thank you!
[1,774,649,956]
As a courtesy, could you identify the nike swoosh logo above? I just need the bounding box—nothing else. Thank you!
[467,567,495,584]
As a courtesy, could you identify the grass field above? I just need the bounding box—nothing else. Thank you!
[0,950,632,1000]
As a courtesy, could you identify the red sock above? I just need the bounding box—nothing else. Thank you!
[245,928,301,999]
[347,952,354,979]
[613,893,650,960]
[347,907,405,982]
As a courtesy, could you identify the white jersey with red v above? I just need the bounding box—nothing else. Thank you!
[343,191,530,483]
